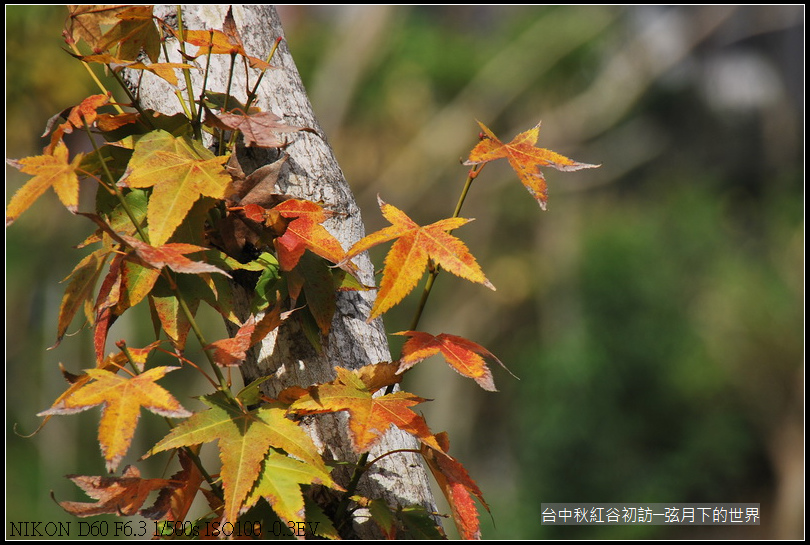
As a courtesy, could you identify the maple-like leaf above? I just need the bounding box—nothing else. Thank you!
[38,366,191,472]
[225,153,287,207]
[140,449,204,521]
[56,465,177,517]
[421,432,489,540]
[180,8,271,70]
[245,449,340,524]
[121,130,232,246]
[95,6,160,62]
[203,299,293,367]
[344,198,494,320]
[286,364,441,453]
[64,5,131,48]
[149,398,328,525]
[6,141,84,226]
[53,247,109,348]
[35,349,130,435]
[273,199,352,272]
[119,234,231,277]
[396,331,515,392]
[71,53,194,88]
[205,316,256,367]
[464,120,599,210]
[204,108,313,148]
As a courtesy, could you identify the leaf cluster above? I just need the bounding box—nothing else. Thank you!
[7,5,597,540]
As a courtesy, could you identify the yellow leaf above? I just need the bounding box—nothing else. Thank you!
[39,366,190,473]
[6,141,84,226]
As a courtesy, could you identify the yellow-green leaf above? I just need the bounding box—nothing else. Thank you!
[122,130,231,246]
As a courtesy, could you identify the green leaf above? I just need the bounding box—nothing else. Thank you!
[399,505,446,539]
[298,252,336,336]
[236,376,273,406]
[245,450,339,524]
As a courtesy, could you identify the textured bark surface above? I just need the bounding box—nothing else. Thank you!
[124,5,438,538]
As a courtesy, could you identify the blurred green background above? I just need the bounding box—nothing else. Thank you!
[6,6,803,539]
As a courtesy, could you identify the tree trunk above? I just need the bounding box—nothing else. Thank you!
[125,5,438,538]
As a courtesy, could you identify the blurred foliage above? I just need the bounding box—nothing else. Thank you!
[6,5,803,539]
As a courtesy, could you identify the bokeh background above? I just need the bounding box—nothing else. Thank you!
[6,6,804,539]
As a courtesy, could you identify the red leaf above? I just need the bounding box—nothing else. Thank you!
[396,331,514,392]
[273,199,352,272]
[421,432,489,540]
[56,465,178,517]
[120,234,231,277]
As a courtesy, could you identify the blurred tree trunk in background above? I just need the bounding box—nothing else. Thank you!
[124,5,437,538]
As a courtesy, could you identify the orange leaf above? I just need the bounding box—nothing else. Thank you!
[180,9,271,71]
[97,111,140,132]
[40,93,111,153]
[119,234,231,277]
[465,120,599,210]
[121,62,196,87]
[396,331,513,392]
[38,366,191,473]
[421,432,489,540]
[34,350,130,435]
[287,364,440,453]
[273,199,351,272]
[121,130,232,246]
[344,198,494,320]
[205,316,256,366]
[56,465,177,517]
[6,141,84,225]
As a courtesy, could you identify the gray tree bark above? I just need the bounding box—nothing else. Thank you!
[124,5,438,538]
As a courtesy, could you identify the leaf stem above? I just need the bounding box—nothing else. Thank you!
[67,43,124,115]
[175,6,198,127]
[363,448,422,472]
[244,37,283,113]
[193,31,216,139]
[81,121,150,244]
[170,277,236,402]
[402,163,486,334]
[107,67,156,131]
[218,53,237,155]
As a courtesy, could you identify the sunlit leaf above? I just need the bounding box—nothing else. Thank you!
[344,198,494,320]
[465,120,599,210]
[39,366,190,473]
[122,130,232,246]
